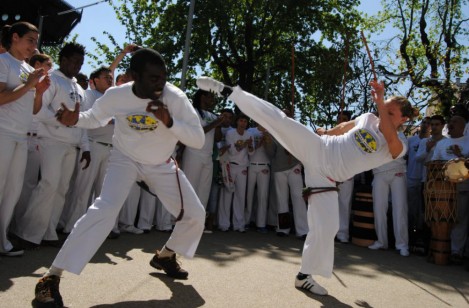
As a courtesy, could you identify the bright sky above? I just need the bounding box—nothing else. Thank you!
[66,0,384,76]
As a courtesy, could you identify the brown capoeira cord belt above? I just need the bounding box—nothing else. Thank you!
[302,186,339,201]
[136,157,185,221]
[172,157,184,221]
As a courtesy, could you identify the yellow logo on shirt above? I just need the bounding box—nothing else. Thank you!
[126,114,158,131]
[19,71,29,84]
[354,129,377,153]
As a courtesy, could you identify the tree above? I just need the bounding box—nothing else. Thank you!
[91,0,365,128]
[368,0,469,117]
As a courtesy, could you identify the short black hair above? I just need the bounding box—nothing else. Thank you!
[90,66,111,80]
[236,113,250,123]
[192,89,212,110]
[130,48,166,76]
[430,114,446,125]
[59,42,85,63]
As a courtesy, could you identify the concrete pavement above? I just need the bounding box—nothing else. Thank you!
[1,229,468,307]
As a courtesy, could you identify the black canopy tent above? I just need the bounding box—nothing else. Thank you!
[0,0,82,48]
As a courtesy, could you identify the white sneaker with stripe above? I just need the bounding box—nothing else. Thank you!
[295,275,328,296]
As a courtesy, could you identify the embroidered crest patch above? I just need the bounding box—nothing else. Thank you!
[354,129,377,153]
[126,114,159,131]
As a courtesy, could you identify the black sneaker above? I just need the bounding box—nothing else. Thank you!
[33,275,63,307]
[149,251,189,279]
[107,231,120,239]
[41,240,65,248]
[0,246,24,257]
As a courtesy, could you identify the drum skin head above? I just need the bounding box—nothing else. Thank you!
[443,158,469,183]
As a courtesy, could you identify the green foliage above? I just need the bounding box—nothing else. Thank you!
[366,0,469,118]
[91,0,367,128]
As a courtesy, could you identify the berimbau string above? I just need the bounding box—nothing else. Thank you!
[360,30,377,81]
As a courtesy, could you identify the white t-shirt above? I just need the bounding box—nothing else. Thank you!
[0,52,35,135]
[85,88,114,144]
[406,135,425,181]
[35,70,89,149]
[225,128,253,167]
[442,122,469,137]
[322,113,407,181]
[432,136,469,161]
[77,82,204,165]
[184,109,218,158]
[373,132,407,174]
[247,127,270,164]
[415,136,447,182]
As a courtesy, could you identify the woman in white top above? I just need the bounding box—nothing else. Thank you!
[0,22,49,257]
[197,76,418,296]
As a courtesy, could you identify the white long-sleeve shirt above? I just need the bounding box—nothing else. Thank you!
[184,109,218,158]
[84,89,114,144]
[76,82,204,165]
[35,70,89,150]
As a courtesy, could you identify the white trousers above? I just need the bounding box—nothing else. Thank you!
[218,163,248,230]
[137,188,157,230]
[119,182,141,226]
[52,149,205,274]
[0,132,28,252]
[337,178,354,241]
[134,186,174,231]
[267,173,278,226]
[182,152,213,208]
[13,135,40,230]
[274,165,308,236]
[62,142,111,233]
[12,138,77,244]
[155,197,174,231]
[230,88,340,278]
[245,164,270,227]
[59,149,80,231]
[372,170,409,250]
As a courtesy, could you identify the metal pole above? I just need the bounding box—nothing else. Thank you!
[37,0,109,50]
[38,15,45,51]
[290,44,295,116]
[180,0,196,91]
[264,63,270,100]
[57,0,110,15]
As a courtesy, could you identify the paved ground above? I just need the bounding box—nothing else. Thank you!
[1,229,468,307]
